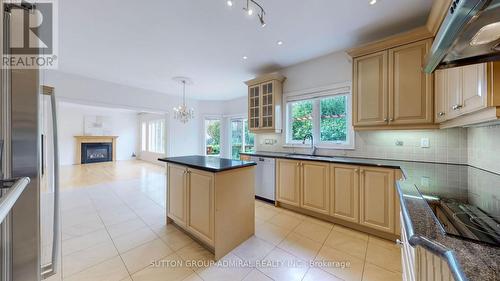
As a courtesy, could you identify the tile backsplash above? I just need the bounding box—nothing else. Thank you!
[467,125,500,174]
[255,128,468,164]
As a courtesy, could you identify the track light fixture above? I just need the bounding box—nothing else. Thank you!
[227,0,267,27]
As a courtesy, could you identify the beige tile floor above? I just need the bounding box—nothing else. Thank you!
[56,160,402,281]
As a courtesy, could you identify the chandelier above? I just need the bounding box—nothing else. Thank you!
[173,77,195,123]
[226,0,267,27]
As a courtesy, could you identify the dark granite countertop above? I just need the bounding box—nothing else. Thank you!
[240,151,500,281]
[158,155,256,173]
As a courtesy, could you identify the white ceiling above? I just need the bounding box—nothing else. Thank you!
[58,0,433,100]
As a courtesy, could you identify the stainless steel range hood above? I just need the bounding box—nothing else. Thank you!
[424,0,500,73]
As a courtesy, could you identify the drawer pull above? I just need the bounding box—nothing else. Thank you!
[438,112,445,117]
[452,104,463,110]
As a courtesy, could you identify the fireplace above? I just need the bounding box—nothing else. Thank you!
[81,142,113,164]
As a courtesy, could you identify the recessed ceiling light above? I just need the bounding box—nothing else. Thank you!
[277,40,284,45]
[243,56,248,60]
[247,8,253,16]
[369,0,377,5]
[226,0,233,6]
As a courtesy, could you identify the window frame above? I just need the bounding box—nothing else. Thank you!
[284,83,354,150]
[229,117,255,160]
[140,117,167,154]
[204,117,222,157]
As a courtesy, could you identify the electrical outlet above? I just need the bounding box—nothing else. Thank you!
[421,176,430,187]
[264,139,276,145]
[420,138,430,148]
[395,140,404,146]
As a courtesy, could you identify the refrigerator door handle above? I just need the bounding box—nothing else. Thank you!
[41,88,60,279]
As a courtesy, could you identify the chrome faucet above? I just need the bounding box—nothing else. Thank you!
[302,133,317,155]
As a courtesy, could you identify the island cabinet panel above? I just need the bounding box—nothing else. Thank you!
[353,51,388,126]
[388,39,433,125]
[359,167,395,233]
[187,169,215,245]
[300,161,330,215]
[167,164,187,226]
[330,164,359,223]
[165,160,255,261]
[276,159,301,206]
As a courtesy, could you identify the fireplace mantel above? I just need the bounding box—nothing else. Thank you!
[74,136,118,165]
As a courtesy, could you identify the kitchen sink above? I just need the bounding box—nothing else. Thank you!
[285,154,335,161]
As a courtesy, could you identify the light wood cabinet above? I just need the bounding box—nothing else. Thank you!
[187,169,215,245]
[388,39,433,125]
[349,27,437,130]
[248,85,260,130]
[245,73,285,133]
[438,62,500,128]
[276,159,301,206]
[166,163,255,260]
[330,164,359,223]
[276,160,398,235]
[445,67,463,120]
[435,63,497,126]
[167,164,187,226]
[359,167,395,233]
[434,69,448,123]
[301,161,330,215]
[353,51,388,126]
[460,64,487,114]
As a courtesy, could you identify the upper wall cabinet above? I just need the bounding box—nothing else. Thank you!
[245,73,286,133]
[353,51,388,126]
[435,62,500,128]
[349,27,437,131]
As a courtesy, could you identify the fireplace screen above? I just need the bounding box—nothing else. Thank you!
[81,142,112,164]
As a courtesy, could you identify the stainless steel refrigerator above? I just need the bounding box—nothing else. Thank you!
[0,2,60,281]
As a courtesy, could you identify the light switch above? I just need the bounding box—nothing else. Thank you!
[420,138,430,148]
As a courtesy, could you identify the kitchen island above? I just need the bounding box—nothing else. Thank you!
[158,155,256,260]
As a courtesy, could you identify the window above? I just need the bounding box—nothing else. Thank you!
[289,100,313,142]
[230,118,255,160]
[205,119,221,156]
[286,91,353,149]
[141,122,147,151]
[320,96,347,142]
[140,119,166,154]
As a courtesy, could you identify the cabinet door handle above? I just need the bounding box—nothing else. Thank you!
[296,162,300,167]
[438,112,445,117]
[383,118,388,122]
[389,118,394,122]
[360,169,365,174]
[452,104,463,110]
[396,239,404,247]
[354,169,358,173]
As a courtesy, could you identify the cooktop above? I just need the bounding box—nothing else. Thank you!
[420,166,500,246]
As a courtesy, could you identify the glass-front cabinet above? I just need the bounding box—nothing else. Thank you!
[245,73,285,133]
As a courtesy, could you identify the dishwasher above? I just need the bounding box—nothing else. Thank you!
[249,156,275,203]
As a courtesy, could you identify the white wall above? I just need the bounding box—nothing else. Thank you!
[45,71,202,159]
[281,51,352,93]
[57,102,139,165]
